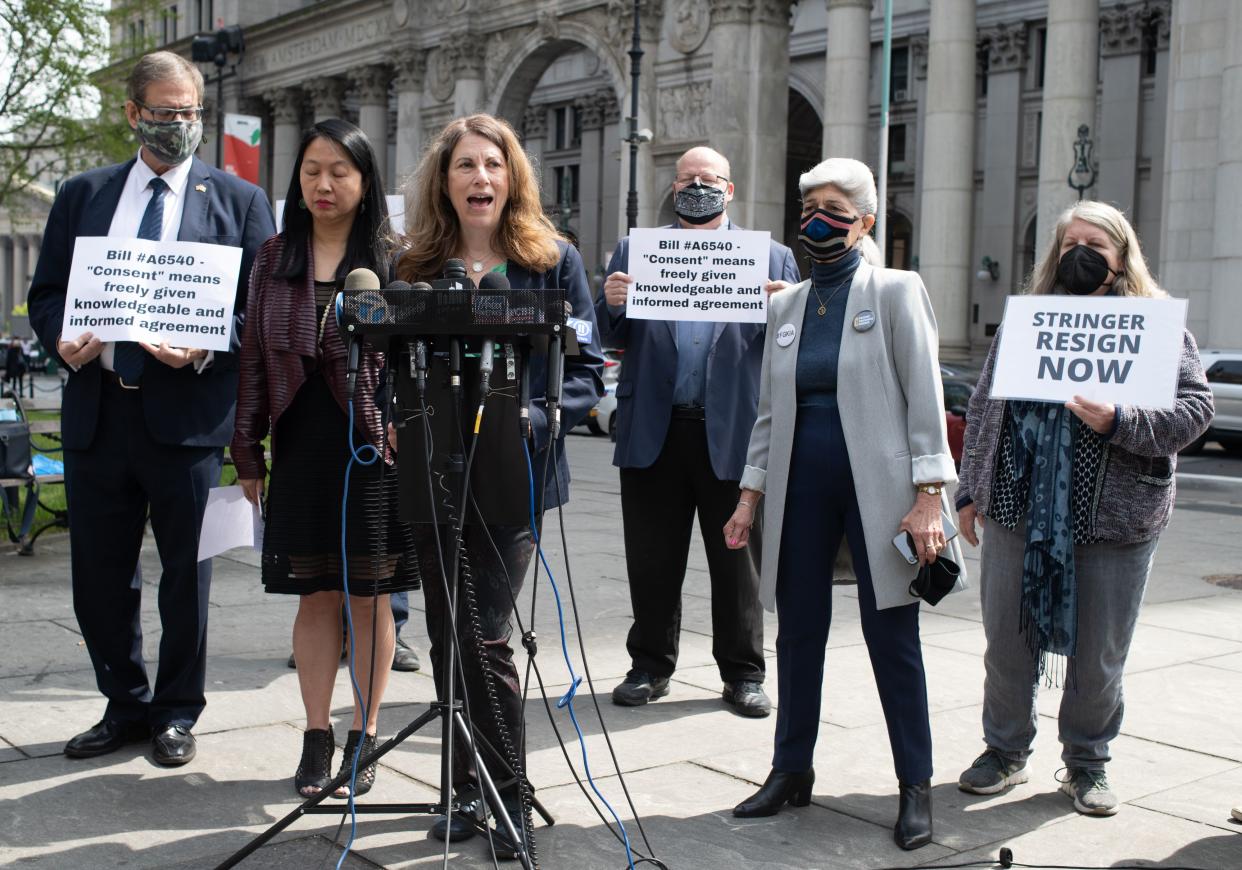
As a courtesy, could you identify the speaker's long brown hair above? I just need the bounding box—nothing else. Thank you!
[396,113,560,282]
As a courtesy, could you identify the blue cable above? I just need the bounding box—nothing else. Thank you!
[523,439,636,870]
[337,399,380,869]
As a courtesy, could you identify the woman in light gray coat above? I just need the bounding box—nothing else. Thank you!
[723,158,962,851]
[955,201,1212,817]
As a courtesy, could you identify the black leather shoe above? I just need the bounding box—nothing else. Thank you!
[392,637,422,672]
[894,779,933,850]
[723,680,772,718]
[430,797,482,843]
[611,671,670,706]
[733,768,815,817]
[64,719,147,758]
[152,724,197,766]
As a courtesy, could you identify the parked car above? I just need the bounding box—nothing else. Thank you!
[1181,349,1242,456]
[942,374,975,468]
[581,348,623,437]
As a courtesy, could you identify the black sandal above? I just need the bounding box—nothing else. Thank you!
[333,730,378,798]
[294,727,335,796]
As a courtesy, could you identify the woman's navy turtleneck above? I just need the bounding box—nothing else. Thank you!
[796,246,862,403]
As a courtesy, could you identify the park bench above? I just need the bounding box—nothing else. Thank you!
[1,393,68,555]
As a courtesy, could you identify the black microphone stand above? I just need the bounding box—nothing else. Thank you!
[214,329,553,870]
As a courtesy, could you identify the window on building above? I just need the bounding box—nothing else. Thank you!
[1034,26,1047,89]
[195,0,213,31]
[888,123,907,168]
[163,6,178,44]
[554,164,580,206]
[890,46,910,102]
[886,212,912,270]
[553,106,581,151]
[1141,17,1159,76]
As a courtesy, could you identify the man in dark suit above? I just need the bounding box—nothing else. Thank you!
[596,146,800,717]
[27,52,275,765]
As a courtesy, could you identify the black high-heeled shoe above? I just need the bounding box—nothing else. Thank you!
[894,779,933,850]
[732,768,815,817]
[294,727,335,796]
[333,730,379,798]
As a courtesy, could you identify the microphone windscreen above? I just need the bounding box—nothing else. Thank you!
[410,281,433,292]
[387,280,413,292]
[344,268,381,290]
[478,272,511,291]
[443,258,468,280]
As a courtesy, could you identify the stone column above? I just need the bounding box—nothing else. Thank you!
[306,76,346,122]
[599,92,623,270]
[1142,0,1171,269]
[265,88,303,204]
[522,106,549,204]
[575,91,609,271]
[1097,2,1144,215]
[13,237,29,309]
[708,0,793,232]
[1035,0,1099,252]
[392,54,426,187]
[916,0,976,356]
[976,23,1027,338]
[452,45,485,118]
[0,239,12,325]
[350,65,391,191]
[910,34,929,265]
[822,0,873,162]
[1209,0,1242,347]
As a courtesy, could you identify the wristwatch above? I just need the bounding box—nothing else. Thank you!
[915,483,943,496]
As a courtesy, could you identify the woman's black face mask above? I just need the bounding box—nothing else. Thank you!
[1057,244,1117,296]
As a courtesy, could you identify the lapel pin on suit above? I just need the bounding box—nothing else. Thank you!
[194,183,207,193]
[853,310,876,332]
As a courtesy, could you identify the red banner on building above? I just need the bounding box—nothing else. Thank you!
[223,114,261,184]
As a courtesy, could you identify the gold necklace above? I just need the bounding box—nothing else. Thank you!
[463,250,500,274]
[317,301,331,345]
[810,274,853,317]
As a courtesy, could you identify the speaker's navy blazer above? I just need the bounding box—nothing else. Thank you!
[28,156,275,450]
[595,225,800,481]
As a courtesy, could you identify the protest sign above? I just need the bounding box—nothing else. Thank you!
[990,295,1188,410]
[625,227,770,323]
[62,237,242,352]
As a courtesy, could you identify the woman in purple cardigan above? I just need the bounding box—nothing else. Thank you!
[954,201,1212,816]
[232,119,418,799]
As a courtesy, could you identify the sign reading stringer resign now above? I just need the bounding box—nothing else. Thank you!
[62,236,242,352]
[990,294,1188,410]
[625,227,771,323]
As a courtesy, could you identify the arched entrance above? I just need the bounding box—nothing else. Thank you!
[785,88,823,272]
[492,34,624,278]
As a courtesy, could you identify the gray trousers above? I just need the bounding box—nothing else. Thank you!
[979,521,1158,770]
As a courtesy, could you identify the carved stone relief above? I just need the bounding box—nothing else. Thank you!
[658,82,711,141]
[669,0,710,54]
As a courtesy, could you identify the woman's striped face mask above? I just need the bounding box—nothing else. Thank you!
[798,208,858,262]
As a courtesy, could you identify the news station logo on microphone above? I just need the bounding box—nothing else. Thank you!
[355,291,389,324]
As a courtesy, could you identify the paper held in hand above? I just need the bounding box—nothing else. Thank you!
[625,227,771,323]
[989,295,1188,410]
[61,236,242,352]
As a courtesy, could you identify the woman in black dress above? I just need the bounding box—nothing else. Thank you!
[232,119,418,798]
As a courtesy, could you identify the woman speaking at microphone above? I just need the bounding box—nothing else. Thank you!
[232,119,419,798]
[395,113,604,848]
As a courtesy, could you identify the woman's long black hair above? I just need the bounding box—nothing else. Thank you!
[275,118,390,282]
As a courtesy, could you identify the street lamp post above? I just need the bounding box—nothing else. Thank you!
[1067,123,1097,202]
[624,0,643,232]
[191,26,245,167]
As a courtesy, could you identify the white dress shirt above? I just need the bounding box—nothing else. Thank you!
[100,151,201,371]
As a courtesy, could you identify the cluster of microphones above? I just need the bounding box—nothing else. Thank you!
[333,258,569,440]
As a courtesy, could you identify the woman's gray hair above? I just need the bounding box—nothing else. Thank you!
[126,51,204,105]
[797,157,883,266]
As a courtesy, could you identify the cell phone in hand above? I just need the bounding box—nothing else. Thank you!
[893,531,919,565]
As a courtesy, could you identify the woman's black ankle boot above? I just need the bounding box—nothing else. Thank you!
[732,768,816,818]
[894,779,933,850]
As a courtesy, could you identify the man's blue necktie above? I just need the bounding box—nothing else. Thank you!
[114,177,169,384]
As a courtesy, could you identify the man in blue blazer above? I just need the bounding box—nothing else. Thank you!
[27,52,274,765]
[595,146,800,717]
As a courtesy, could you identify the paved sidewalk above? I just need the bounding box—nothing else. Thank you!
[2,436,1242,869]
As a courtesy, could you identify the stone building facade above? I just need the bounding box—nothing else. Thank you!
[74,0,1242,352]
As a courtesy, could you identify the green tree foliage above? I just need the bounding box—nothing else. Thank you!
[0,0,160,206]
